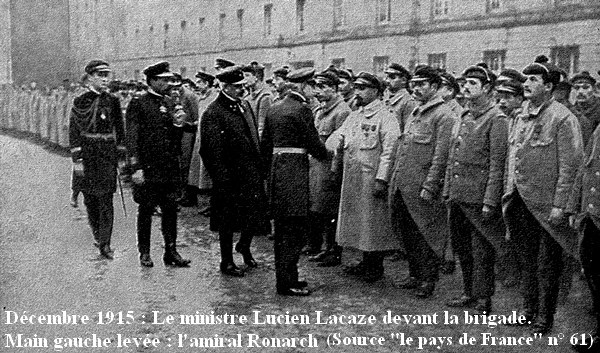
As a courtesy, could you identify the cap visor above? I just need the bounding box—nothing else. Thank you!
[155,72,175,78]
[354,78,375,87]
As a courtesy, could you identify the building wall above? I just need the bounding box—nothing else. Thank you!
[10,0,71,87]
[0,0,11,84]
[63,0,600,81]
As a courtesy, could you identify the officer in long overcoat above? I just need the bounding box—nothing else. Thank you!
[306,70,351,265]
[200,66,269,277]
[326,72,400,283]
[69,60,126,259]
[443,65,508,313]
[389,66,458,298]
[261,68,330,296]
[502,59,584,335]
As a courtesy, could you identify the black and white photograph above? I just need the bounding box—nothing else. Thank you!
[1,0,600,352]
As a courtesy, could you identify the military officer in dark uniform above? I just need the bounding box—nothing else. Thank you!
[261,68,330,296]
[69,59,126,259]
[200,66,269,277]
[125,61,191,268]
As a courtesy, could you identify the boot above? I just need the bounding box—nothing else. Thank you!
[317,245,342,267]
[140,253,154,267]
[235,243,257,268]
[163,244,191,267]
[99,243,114,260]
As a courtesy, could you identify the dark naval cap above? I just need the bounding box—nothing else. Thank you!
[214,58,235,70]
[314,71,341,86]
[287,68,316,83]
[143,61,175,78]
[462,64,496,84]
[522,55,561,85]
[498,68,526,84]
[215,66,247,85]
[85,60,111,75]
[273,65,291,79]
[354,72,382,91]
[439,71,460,93]
[384,63,411,79]
[411,65,441,84]
[571,71,597,86]
[496,80,524,96]
[195,70,216,84]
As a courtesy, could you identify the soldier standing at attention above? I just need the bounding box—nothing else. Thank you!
[444,65,508,313]
[327,72,401,283]
[383,63,418,132]
[503,58,583,335]
[242,62,273,139]
[571,71,600,147]
[69,60,126,259]
[306,70,351,265]
[390,66,458,298]
[261,68,330,296]
[125,61,191,268]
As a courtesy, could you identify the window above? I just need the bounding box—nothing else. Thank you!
[149,25,154,32]
[236,9,244,38]
[373,56,389,74]
[264,4,273,37]
[180,20,187,30]
[376,0,391,23]
[218,13,226,41]
[291,60,314,69]
[487,0,501,12]
[551,45,580,76]
[433,0,450,19]
[333,0,345,28]
[483,50,506,72]
[296,0,306,32]
[199,17,205,27]
[331,58,345,68]
[427,53,447,69]
[164,22,169,32]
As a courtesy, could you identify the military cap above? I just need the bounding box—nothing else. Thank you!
[571,71,597,86]
[84,60,111,75]
[215,66,247,85]
[555,81,572,92]
[496,80,524,96]
[314,71,341,86]
[411,65,441,84]
[354,72,382,91]
[241,62,265,78]
[143,61,174,78]
[462,64,496,84]
[214,58,235,70]
[195,71,216,85]
[522,55,561,85]
[272,66,290,79]
[336,68,354,81]
[498,68,526,84]
[287,68,315,83]
[384,63,411,79]
[439,71,460,94]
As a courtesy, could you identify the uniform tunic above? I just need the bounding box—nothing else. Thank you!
[390,95,458,256]
[327,99,400,252]
[309,95,351,215]
[384,89,418,132]
[188,88,216,190]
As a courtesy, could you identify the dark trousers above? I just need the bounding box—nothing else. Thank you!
[581,217,600,331]
[136,183,179,254]
[218,230,254,264]
[274,217,306,292]
[503,191,563,318]
[83,192,114,246]
[448,201,495,298]
[307,211,337,251]
[391,190,440,282]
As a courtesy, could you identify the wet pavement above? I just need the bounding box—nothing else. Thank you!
[0,133,594,352]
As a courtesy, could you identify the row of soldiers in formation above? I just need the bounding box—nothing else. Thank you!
[61,54,600,352]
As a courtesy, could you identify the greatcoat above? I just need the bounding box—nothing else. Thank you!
[326,99,400,252]
[188,88,216,190]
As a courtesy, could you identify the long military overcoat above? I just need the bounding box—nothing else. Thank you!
[200,92,269,234]
[326,99,400,252]
[390,95,457,257]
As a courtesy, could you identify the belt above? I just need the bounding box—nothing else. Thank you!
[82,133,115,140]
[272,147,307,154]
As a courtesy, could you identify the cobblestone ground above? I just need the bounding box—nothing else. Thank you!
[0,133,594,353]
